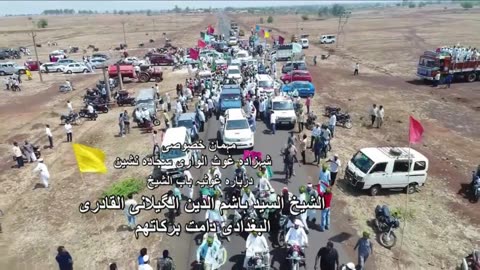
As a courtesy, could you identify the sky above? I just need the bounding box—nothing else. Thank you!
[0,1,384,15]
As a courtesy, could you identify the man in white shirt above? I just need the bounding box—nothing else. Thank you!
[258,97,266,122]
[328,113,337,138]
[45,124,53,148]
[33,158,50,188]
[243,232,270,268]
[354,63,359,76]
[183,170,194,199]
[310,124,321,149]
[12,142,24,168]
[376,105,385,128]
[370,104,377,127]
[286,219,308,247]
[67,100,73,113]
[327,154,341,186]
[64,122,73,142]
[139,255,153,270]
[269,110,276,135]
[124,193,137,231]
[257,176,273,193]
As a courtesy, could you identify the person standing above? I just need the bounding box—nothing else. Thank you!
[157,249,175,270]
[354,232,373,270]
[326,155,341,186]
[270,110,276,135]
[299,134,308,164]
[152,130,158,147]
[310,123,321,149]
[319,164,331,186]
[183,170,194,199]
[376,105,384,128]
[446,72,453,88]
[354,63,359,76]
[123,110,130,134]
[124,193,138,231]
[313,55,317,66]
[314,241,339,270]
[433,72,441,87]
[33,158,50,188]
[23,140,37,163]
[298,110,305,133]
[46,124,53,148]
[12,142,24,168]
[197,107,206,132]
[166,93,171,112]
[55,246,73,270]
[318,188,332,231]
[65,122,73,142]
[328,113,337,138]
[118,113,125,137]
[369,104,377,127]
[163,110,170,129]
[305,95,311,114]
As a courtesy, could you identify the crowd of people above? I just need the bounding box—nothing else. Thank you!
[437,45,480,62]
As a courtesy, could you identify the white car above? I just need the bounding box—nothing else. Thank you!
[124,57,147,66]
[39,62,64,73]
[90,58,107,69]
[235,50,251,63]
[63,63,89,74]
[228,37,238,46]
[227,66,242,83]
[219,108,254,149]
[255,74,275,96]
[301,38,309,49]
[269,96,296,128]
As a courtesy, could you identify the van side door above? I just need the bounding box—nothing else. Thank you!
[365,162,388,189]
[410,160,428,185]
[390,160,411,188]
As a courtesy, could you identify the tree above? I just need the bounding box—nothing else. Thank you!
[146,9,152,16]
[409,2,416,8]
[37,19,48,28]
[301,15,309,21]
[113,10,117,15]
[419,2,427,7]
[185,7,190,13]
[174,5,181,13]
[460,2,473,8]
[318,6,330,16]
[331,4,346,17]
[267,15,273,23]
[118,10,124,15]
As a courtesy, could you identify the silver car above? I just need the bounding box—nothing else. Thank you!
[0,62,26,76]
[90,58,107,69]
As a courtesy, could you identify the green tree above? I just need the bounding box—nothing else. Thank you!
[146,9,152,16]
[267,15,273,23]
[301,14,309,21]
[37,18,48,28]
[118,10,124,15]
[460,2,473,8]
[185,7,190,13]
[419,2,426,7]
[318,6,330,16]
[409,2,416,8]
[113,10,117,14]
[174,5,181,13]
[331,4,345,16]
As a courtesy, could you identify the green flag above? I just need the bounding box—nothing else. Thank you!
[292,43,302,54]
[200,32,205,39]
[266,165,273,179]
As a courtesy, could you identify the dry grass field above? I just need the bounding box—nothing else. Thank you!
[0,13,214,270]
[233,6,480,270]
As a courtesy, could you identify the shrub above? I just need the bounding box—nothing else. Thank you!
[461,2,473,9]
[409,2,416,8]
[301,15,309,21]
[419,2,426,7]
[391,207,415,221]
[101,177,144,198]
[37,19,48,28]
[267,16,273,23]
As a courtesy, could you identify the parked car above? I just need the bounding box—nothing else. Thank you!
[90,58,107,69]
[320,35,336,44]
[149,54,175,66]
[24,60,42,71]
[124,57,147,66]
[63,63,89,74]
[56,59,77,69]
[300,38,309,49]
[92,53,109,60]
[226,66,242,82]
[281,81,316,97]
[228,37,238,46]
[280,70,312,83]
[0,62,26,75]
[40,62,64,73]
[176,112,201,137]
[281,61,307,74]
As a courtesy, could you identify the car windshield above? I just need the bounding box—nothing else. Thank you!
[273,101,294,110]
[228,69,240,75]
[351,151,374,174]
[160,148,185,160]
[226,119,249,130]
[237,53,247,58]
[259,80,273,88]
[419,57,436,68]
[221,93,241,100]
[177,120,193,128]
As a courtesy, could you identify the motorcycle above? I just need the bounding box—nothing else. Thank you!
[78,109,98,120]
[324,106,341,117]
[305,112,317,130]
[90,103,109,114]
[336,113,353,129]
[373,205,400,249]
[286,243,306,270]
[60,112,80,125]
[246,251,270,270]
[59,84,73,93]
[470,170,480,202]
[460,249,480,270]
[195,234,228,270]
[276,214,290,247]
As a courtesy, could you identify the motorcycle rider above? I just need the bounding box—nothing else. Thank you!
[207,166,223,195]
[241,187,256,207]
[205,192,230,241]
[285,219,308,262]
[134,108,144,125]
[257,173,274,197]
[234,161,247,183]
[298,186,309,232]
[142,107,152,125]
[243,231,270,269]
[196,234,222,270]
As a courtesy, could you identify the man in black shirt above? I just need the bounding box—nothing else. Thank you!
[314,241,339,270]
[55,246,73,270]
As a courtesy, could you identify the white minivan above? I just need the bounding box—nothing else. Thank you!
[345,147,429,196]
[218,108,254,149]
[255,74,275,96]
[300,38,309,49]
[320,35,336,44]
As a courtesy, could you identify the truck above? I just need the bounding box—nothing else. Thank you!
[417,50,480,83]
[108,64,137,81]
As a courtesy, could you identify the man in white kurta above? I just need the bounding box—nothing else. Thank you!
[243,232,270,268]
[33,158,50,188]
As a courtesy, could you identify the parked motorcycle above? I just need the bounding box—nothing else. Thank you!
[286,243,306,270]
[336,112,353,129]
[115,91,136,106]
[305,112,317,130]
[470,169,480,203]
[460,249,480,270]
[246,251,270,270]
[78,109,98,120]
[324,106,341,116]
[373,205,400,249]
[90,103,109,114]
[59,84,73,93]
[60,112,80,125]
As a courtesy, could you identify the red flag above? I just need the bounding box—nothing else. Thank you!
[197,39,206,48]
[409,116,424,144]
[189,48,199,60]
[207,25,214,35]
[279,36,285,45]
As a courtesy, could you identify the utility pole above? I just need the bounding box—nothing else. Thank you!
[121,21,127,45]
[30,30,43,83]
[116,63,124,90]
[152,18,156,36]
[336,11,351,48]
[102,67,111,102]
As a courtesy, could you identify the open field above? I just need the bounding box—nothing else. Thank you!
[0,13,214,270]
[232,6,480,270]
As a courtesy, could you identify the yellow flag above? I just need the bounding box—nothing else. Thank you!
[72,143,108,174]
[264,31,270,38]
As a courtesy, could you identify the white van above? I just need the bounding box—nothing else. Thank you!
[268,96,297,128]
[345,147,429,196]
[156,127,195,181]
[300,38,309,49]
[218,108,254,149]
[320,35,336,44]
[255,74,275,96]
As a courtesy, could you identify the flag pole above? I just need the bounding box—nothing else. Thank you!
[398,119,412,266]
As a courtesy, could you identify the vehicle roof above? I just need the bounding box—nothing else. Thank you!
[256,74,272,80]
[227,66,240,70]
[42,62,59,65]
[221,87,241,94]
[229,36,237,39]
[178,113,196,121]
[291,81,313,85]
[0,62,16,65]
[271,96,293,102]
[91,58,106,61]
[360,147,428,163]
[225,108,247,120]
[285,61,306,65]
[136,88,155,101]
[162,127,187,146]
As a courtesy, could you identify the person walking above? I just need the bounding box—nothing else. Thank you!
[67,100,73,114]
[270,110,276,135]
[318,187,332,231]
[166,93,171,112]
[305,95,311,114]
[310,123,321,149]
[157,249,175,270]
[23,140,37,163]
[123,110,130,134]
[326,155,341,186]
[46,124,53,148]
[163,110,170,129]
[197,106,206,132]
[319,164,331,186]
[12,142,24,168]
[118,113,125,137]
[124,193,138,231]
[369,104,377,127]
[298,110,305,133]
[33,158,50,188]
[312,138,322,166]
[446,72,453,88]
[328,113,336,138]
[299,134,308,164]
[313,55,317,66]
[354,63,359,76]
[65,122,73,142]
[55,246,73,270]
[376,105,384,128]
[354,232,373,270]
[314,241,339,270]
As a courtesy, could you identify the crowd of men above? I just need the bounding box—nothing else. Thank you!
[437,45,480,62]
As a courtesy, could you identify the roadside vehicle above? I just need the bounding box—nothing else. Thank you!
[91,53,109,60]
[300,38,309,49]
[218,85,243,117]
[56,59,77,69]
[281,81,316,97]
[218,108,254,149]
[214,59,228,71]
[150,54,175,66]
[40,62,64,73]
[281,61,307,74]
[24,60,42,71]
[63,63,89,74]
[226,66,242,82]
[417,50,480,83]
[235,50,251,63]
[320,35,336,44]
[228,36,238,46]
[267,96,297,128]
[255,74,275,96]
[345,147,429,196]
[108,64,137,80]
[0,62,26,75]
[280,70,312,83]
[90,58,107,69]
[123,57,147,66]
[271,44,296,61]
[176,112,200,136]
[135,88,157,117]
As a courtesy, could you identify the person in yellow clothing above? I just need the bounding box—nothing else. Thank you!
[25,69,32,80]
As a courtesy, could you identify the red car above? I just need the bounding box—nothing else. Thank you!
[24,60,42,71]
[149,54,175,66]
[280,70,312,83]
